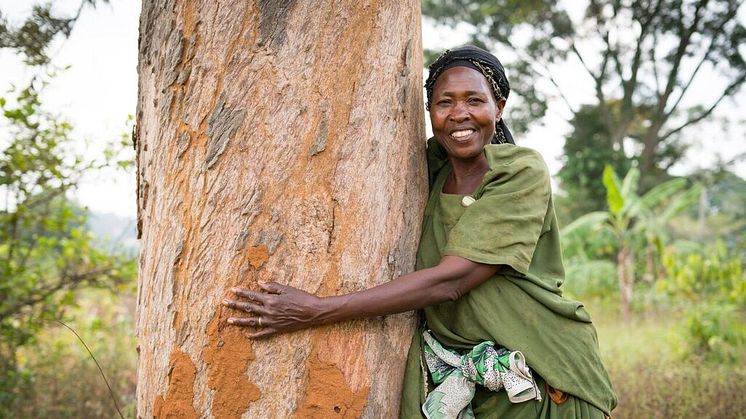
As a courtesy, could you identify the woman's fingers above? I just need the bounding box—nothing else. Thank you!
[221,299,268,315]
[230,287,267,302]
[226,316,279,339]
[248,328,277,339]
[227,317,263,327]
[259,281,285,294]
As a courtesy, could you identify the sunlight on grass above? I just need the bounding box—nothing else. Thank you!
[587,298,746,419]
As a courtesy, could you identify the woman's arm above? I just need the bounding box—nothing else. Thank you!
[222,255,499,338]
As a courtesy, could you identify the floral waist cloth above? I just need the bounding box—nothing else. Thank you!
[422,330,541,419]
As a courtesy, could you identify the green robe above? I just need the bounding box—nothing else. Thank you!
[399,140,617,418]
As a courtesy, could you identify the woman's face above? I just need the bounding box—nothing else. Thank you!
[429,66,506,161]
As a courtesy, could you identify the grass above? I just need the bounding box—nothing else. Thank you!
[588,298,746,419]
[12,288,137,419]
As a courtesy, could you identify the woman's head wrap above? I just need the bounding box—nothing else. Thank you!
[425,45,514,145]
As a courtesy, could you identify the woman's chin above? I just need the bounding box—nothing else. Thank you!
[444,145,484,161]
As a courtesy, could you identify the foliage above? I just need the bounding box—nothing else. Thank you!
[422,0,746,189]
[655,241,746,361]
[7,289,137,418]
[590,299,746,418]
[676,168,746,257]
[0,1,108,66]
[673,304,746,362]
[561,165,701,317]
[557,104,632,220]
[563,260,617,300]
[658,241,746,305]
[0,78,136,412]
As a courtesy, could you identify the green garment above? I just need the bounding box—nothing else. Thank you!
[400,140,617,418]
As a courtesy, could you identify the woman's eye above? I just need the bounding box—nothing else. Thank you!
[436,100,452,106]
[468,97,485,104]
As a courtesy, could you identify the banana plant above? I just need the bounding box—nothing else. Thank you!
[561,165,702,319]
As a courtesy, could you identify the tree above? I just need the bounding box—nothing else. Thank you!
[557,104,632,220]
[561,165,701,319]
[0,80,135,414]
[1,1,137,416]
[423,0,746,190]
[0,1,108,65]
[135,1,426,417]
[685,167,746,254]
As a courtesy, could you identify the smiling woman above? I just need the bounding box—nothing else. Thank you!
[223,45,617,419]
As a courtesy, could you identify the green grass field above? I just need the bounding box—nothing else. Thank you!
[589,298,746,419]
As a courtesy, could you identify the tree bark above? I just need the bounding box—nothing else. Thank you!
[617,246,634,321]
[134,1,426,418]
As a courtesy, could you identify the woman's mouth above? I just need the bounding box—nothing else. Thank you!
[449,129,476,142]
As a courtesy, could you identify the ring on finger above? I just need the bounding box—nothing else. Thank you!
[258,317,263,328]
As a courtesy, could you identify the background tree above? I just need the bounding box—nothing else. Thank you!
[0,79,135,415]
[422,0,746,190]
[0,0,107,65]
[556,104,631,222]
[135,1,426,417]
[562,165,701,319]
[1,3,133,414]
[684,166,746,254]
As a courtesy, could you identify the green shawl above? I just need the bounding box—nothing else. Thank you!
[400,140,617,417]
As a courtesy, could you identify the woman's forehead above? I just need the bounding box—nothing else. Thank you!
[432,66,492,95]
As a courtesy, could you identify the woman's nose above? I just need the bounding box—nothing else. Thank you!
[449,102,469,122]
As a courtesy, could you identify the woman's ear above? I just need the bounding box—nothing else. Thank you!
[495,98,507,121]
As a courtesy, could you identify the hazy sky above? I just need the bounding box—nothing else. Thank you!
[1,0,744,219]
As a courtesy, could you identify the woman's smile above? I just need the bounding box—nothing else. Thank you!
[450,128,477,141]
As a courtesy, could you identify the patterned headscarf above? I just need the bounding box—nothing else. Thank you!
[425,45,514,145]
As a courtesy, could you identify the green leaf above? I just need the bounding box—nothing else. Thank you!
[661,183,703,220]
[640,178,688,209]
[561,211,609,236]
[603,165,624,216]
[620,167,639,200]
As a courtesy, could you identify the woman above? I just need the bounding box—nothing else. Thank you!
[222,46,617,418]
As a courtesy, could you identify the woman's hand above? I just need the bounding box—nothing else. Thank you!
[222,282,327,339]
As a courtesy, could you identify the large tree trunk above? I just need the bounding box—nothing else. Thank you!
[134,1,426,418]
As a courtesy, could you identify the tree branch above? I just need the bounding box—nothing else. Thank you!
[659,74,746,142]
[664,36,717,119]
[624,0,661,111]
[664,0,741,119]
[531,59,577,114]
[651,32,662,98]
[571,42,615,133]
[656,0,707,118]
[0,267,115,321]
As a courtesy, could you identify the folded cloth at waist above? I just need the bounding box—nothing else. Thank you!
[422,330,541,419]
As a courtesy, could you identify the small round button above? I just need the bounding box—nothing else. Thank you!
[461,196,476,207]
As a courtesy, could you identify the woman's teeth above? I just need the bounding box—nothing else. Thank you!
[451,129,475,139]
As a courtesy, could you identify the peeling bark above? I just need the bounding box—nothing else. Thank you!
[135,1,426,418]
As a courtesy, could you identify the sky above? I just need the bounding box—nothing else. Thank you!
[1,0,744,219]
[0,0,139,218]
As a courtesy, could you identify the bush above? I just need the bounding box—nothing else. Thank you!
[589,300,746,418]
[5,289,136,418]
[657,241,746,304]
[672,304,746,363]
[656,241,746,362]
[563,260,618,299]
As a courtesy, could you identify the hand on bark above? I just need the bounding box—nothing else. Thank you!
[222,282,326,338]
